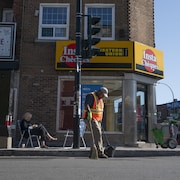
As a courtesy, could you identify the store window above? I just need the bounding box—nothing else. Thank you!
[85,4,115,40]
[114,97,123,131]
[136,84,148,141]
[57,77,123,132]
[38,4,70,40]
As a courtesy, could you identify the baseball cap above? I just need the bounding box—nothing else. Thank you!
[100,87,108,97]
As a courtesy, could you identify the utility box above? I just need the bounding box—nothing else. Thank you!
[0,125,12,149]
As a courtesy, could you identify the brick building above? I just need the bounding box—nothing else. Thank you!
[0,0,164,147]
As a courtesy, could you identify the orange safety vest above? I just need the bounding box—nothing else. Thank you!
[82,92,104,121]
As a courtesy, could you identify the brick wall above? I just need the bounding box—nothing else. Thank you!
[13,0,23,60]
[18,75,58,134]
[129,0,155,46]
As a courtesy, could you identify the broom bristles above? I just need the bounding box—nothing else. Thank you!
[89,144,98,159]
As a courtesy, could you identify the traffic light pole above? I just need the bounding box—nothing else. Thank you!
[73,0,82,149]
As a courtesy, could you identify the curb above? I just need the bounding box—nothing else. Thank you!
[1,147,180,157]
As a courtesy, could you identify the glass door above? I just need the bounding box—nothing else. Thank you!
[136,84,148,141]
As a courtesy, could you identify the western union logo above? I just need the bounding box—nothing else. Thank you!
[98,48,128,57]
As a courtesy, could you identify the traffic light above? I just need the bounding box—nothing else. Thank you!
[82,15,101,59]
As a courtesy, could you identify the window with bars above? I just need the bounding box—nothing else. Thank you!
[38,4,70,40]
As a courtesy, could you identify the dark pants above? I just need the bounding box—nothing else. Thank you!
[30,124,48,141]
[84,119,104,155]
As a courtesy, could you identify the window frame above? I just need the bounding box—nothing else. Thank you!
[84,4,115,40]
[38,3,70,40]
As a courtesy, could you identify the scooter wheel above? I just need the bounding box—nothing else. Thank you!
[168,138,177,149]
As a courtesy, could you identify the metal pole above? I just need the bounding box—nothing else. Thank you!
[73,0,82,149]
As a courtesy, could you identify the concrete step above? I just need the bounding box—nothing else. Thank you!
[137,141,156,148]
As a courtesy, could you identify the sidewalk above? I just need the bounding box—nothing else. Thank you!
[1,145,180,157]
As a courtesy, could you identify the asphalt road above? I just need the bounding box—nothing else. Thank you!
[0,156,180,180]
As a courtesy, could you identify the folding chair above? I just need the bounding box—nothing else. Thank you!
[17,120,41,148]
[63,129,73,147]
[63,119,86,148]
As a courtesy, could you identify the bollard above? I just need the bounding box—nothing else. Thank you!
[3,115,13,149]
[7,137,12,149]
[5,115,10,126]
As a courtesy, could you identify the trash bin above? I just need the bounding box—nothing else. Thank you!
[0,125,12,149]
[151,128,164,147]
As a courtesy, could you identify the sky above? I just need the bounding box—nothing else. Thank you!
[154,0,180,105]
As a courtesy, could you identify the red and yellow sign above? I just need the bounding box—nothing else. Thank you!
[56,41,134,70]
[134,42,164,78]
[55,40,164,78]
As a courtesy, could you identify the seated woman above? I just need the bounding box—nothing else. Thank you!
[21,112,57,148]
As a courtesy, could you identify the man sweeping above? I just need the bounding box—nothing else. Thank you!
[82,87,109,159]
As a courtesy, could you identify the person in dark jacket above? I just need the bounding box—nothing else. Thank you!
[21,112,57,148]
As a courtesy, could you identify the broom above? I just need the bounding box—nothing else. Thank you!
[87,105,98,159]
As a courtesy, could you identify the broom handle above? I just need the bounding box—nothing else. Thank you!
[87,105,96,145]
[89,119,96,145]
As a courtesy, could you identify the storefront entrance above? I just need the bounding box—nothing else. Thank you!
[57,75,157,146]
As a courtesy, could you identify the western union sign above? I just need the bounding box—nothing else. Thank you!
[98,47,128,57]
[55,40,164,78]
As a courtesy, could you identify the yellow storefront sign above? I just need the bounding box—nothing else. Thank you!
[134,42,164,78]
[56,41,134,70]
[55,40,164,78]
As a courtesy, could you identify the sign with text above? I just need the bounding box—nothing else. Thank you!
[134,42,164,78]
[55,41,134,70]
[0,23,16,61]
[55,40,164,78]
